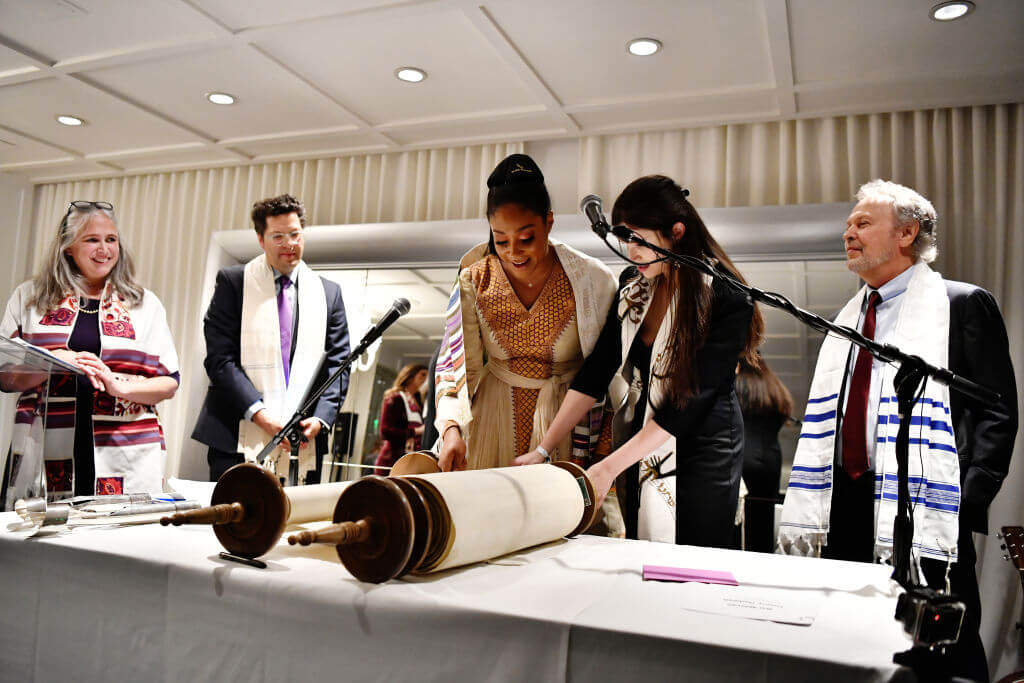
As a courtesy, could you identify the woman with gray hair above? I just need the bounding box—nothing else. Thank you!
[0,201,180,508]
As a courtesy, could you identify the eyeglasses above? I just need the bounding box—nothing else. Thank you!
[60,200,114,232]
[266,230,303,246]
[66,200,114,215]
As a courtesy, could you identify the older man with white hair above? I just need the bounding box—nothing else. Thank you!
[778,180,1017,681]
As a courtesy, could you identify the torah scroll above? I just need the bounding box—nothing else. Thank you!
[161,451,439,558]
[291,462,597,582]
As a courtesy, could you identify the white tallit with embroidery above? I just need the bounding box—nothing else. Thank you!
[237,254,326,479]
[777,264,960,563]
[433,239,615,465]
[613,273,680,543]
[2,281,179,505]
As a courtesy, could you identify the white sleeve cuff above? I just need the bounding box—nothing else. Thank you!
[245,401,265,421]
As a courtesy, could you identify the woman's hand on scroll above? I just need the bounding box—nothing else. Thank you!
[586,460,614,509]
[512,450,547,466]
[438,426,467,472]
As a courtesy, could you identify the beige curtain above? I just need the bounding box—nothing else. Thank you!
[27,141,523,487]
[582,103,1024,678]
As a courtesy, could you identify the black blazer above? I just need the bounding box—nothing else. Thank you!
[572,266,753,546]
[944,280,1017,534]
[572,265,754,441]
[190,264,351,454]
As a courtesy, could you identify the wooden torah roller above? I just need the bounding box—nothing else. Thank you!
[289,461,598,583]
[159,451,440,559]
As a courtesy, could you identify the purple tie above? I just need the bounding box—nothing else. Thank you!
[278,276,293,384]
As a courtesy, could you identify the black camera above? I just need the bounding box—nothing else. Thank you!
[894,587,966,646]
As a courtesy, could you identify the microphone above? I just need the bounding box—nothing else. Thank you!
[360,298,411,347]
[254,297,411,468]
[580,194,610,238]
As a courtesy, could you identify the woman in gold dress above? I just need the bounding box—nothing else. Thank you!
[433,154,618,478]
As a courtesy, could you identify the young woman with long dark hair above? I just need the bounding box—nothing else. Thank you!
[518,175,764,548]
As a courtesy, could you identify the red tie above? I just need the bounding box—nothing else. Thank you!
[842,291,882,480]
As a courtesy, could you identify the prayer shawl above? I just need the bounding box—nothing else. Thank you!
[238,254,326,480]
[611,272,689,543]
[2,281,179,507]
[778,264,960,563]
[397,391,424,451]
[376,391,423,471]
[433,239,616,463]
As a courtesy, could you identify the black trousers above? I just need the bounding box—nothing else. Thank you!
[674,404,745,549]
[742,495,780,553]
[920,528,987,683]
[207,439,326,485]
[623,393,744,550]
[825,467,988,682]
[207,447,245,482]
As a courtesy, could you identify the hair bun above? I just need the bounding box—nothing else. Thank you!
[487,153,544,189]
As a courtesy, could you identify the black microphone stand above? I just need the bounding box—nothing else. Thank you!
[601,223,1001,674]
[255,306,408,485]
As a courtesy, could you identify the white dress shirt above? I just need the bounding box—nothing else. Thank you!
[840,262,923,471]
[245,267,303,422]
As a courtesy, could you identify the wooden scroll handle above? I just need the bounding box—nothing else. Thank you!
[288,518,372,547]
[160,502,245,527]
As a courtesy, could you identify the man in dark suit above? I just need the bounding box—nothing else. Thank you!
[825,180,1017,681]
[191,194,350,483]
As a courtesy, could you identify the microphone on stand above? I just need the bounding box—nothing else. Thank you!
[580,194,610,238]
[254,298,412,470]
[360,298,411,347]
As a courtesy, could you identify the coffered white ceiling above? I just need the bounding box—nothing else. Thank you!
[1,0,1022,183]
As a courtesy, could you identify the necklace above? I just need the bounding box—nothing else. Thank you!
[79,299,100,314]
[524,255,555,288]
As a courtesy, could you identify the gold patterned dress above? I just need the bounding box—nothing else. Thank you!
[457,253,582,469]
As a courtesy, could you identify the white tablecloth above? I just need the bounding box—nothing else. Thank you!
[0,510,915,682]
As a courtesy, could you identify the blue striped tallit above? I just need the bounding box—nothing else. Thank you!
[778,264,960,563]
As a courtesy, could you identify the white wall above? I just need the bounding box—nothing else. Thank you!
[0,172,35,304]
[0,171,35,488]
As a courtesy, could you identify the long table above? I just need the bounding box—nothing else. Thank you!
[0,509,915,682]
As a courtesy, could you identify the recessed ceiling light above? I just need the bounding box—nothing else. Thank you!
[627,38,662,57]
[206,92,236,105]
[56,114,84,126]
[395,67,426,83]
[930,1,974,21]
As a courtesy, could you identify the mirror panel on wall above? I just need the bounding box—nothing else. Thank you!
[317,259,860,489]
[317,266,456,480]
[176,203,856,482]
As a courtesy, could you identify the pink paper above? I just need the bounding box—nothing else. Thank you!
[642,564,739,586]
